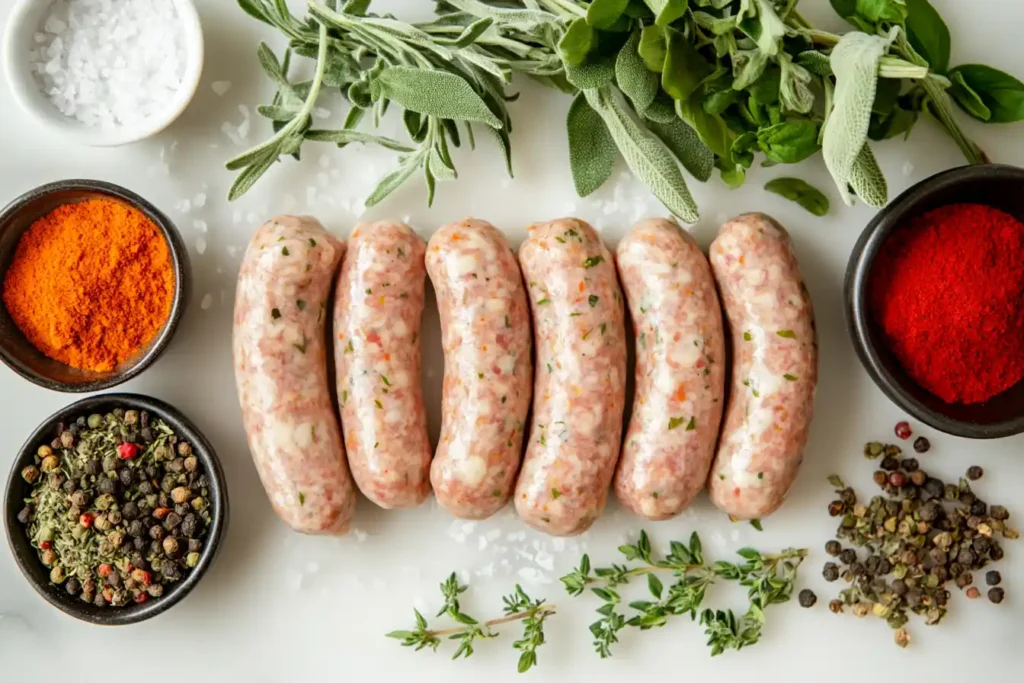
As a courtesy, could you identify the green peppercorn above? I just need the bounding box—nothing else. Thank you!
[191,496,207,511]
[990,505,1010,521]
[184,456,198,473]
[49,565,65,583]
[186,552,201,568]
[87,414,102,429]
[124,410,139,425]
[988,587,1005,604]
[40,455,59,472]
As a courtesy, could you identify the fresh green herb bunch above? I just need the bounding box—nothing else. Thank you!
[233,0,1023,220]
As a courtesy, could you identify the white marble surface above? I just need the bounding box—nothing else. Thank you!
[2,1,1023,680]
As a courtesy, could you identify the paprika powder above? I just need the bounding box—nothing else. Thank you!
[2,197,174,372]
[869,203,1024,405]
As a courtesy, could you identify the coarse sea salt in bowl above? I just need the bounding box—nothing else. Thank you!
[3,0,204,147]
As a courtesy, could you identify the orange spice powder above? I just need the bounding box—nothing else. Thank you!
[2,198,175,372]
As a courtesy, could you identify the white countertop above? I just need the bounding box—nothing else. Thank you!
[2,1,1023,680]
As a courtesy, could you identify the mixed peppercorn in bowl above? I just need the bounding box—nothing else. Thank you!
[3,393,227,625]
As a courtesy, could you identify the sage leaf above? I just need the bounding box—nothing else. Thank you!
[564,55,617,90]
[228,149,279,201]
[648,118,714,182]
[731,131,758,168]
[644,0,689,26]
[371,67,502,128]
[433,17,494,48]
[703,89,739,116]
[638,25,667,72]
[305,129,415,152]
[443,0,552,31]
[741,0,787,57]
[868,105,918,141]
[947,65,1024,123]
[796,51,832,77]
[365,156,422,207]
[342,0,369,14]
[855,0,908,24]
[616,31,659,114]
[567,92,620,197]
[823,29,897,205]
[848,143,888,208]
[904,0,950,73]
[428,148,458,181]
[949,72,992,122]
[676,98,734,160]
[778,54,814,114]
[644,95,678,123]
[871,78,901,116]
[693,10,739,36]
[559,18,596,67]
[586,87,699,222]
[257,103,301,122]
[764,178,830,216]
[588,0,630,29]
[756,120,819,164]
[662,26,713,102]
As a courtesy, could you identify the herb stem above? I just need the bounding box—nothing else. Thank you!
[536,0,585,19]
[424,605,556,638]
[804,29,841,47]
[920,72,989,164]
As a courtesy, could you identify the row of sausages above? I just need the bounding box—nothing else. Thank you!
[232,213,817,537]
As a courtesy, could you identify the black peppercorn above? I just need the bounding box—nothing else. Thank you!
[97,476,118,496]
[160,474,176,493]
[798,589,817,608]
[825,540,842,557]
[923,478,945,500]
[900,457,919,471]
[877,559,892,575]
[973,536,992,555]
[918,501,941,522]
[16,506,33,524]
[149,525,165,541]
[955,573,973,589]
[986,571,1002,586]
[988,587,1005,604]
[906,591,923,608]
[838,488,856,506]
[117,468,132,486]
[960,491,976,506]
[840,549,857,565]
[106,569,120,587]
[164,512,182,530]
[823,563,840,582]
[892,579,908,596]
[122,501,139,520]
[133,537,146,551]
[62,478,78,494]
[162,563,181,581]
[137,480,154,495]
[970,501,988,516]
[990,505,1010,521]
[181,514,198,538]
[966,466,984,481]
[929,548,947,566]
[912,436,930,453]
[174,503,189,516]
[881,456,900,471]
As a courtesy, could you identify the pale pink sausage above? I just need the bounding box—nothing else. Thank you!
[614,218,725,520]
[233,215,356,534]
[427,219,533,520]
[515,218,627,536]
[707,213,817,520]
[334,221,432,509]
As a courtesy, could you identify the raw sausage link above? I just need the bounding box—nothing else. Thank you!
[427,219,533,520]
[515,218,627,536]
[334,221,432,509]
[614,218,726,520]
[233,216,355,534]
[707,213,817,520]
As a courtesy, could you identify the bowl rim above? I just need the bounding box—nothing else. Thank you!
[3,393,229,626]
[844,163,1024,439]
[0,178,190,393]
[2,0,204,147]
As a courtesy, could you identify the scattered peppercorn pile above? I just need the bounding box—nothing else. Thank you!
[820,423,1015,649]
[16,408,212,607]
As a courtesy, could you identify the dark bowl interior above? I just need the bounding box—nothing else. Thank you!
[0,180,190,392]
[4,394,228,625]
[845,163,1024,439]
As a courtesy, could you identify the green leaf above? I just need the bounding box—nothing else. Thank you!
[433,17,494,48]
[588,0,630,29]
[228,149,279,201]
[796,51,832,77]
[949,72,992,122]
[371,67,501,128]
[904,0,950,73]
[560,18,597,66]
[648,573,664,598]
[644,95,677,123]
[644,0,689,26]
[855,0,908,24]
[662,26,713,102]
[668,416,686,430]
[638,25,667,73]
[617,31,659,114]
[704,88,739,116]
[365,156,422,207]
[871,78,901,116]
[756,121,819,164]
[740,0,787,57]
[848,143,888,208]
[564,54,617,90]
[778,54,814,115]
[648,118,714,182]
[304,129,415,152]
[676,98,734,160]
[868,105,919,141]
[947,64,1024,123]
[732,50,769,91]
[567,92,620,197]
[764,178,830,216]
[823,29,897,205]
[586,87,698,222]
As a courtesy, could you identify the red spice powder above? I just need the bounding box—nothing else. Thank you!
[869,203,1024,405]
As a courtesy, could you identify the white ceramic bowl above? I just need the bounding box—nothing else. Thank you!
[2,0,204,147]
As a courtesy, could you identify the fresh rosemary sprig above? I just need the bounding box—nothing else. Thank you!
[560,530,806,658]
[387,573,555,672]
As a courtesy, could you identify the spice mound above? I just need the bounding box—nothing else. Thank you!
[2,198,174,372]
[869,203,1024,405]
[16,409,212,608]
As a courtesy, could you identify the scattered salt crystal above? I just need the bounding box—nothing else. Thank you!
[353,528,368,543]
[306,562,319,574]
[221,122,242,146]
[212,81,232,97]
[534,551,554,571]
[232,210,242,225]
[282,194,298,212]
[284,571,303,592]
[551,538,565,553]
[193,192,207,208]
[486,529,501,542]
[227,245,240,259]
[175,199,191,213]
[200,294,213,310]
[517,567,551,584]
[478,535,488,551]
[506,532,518,542]
[313,107,331,119]
[193,219,207,233]
[317,172,329,187]
[902,161,914,177]
[476,563,495,578]
[330,168,343,180]
[246,212,260,225]
[306,187,317,206]
[319,155,332,169]
[195,237,207,255]
[31,0,188,128]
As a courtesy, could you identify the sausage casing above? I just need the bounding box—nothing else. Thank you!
[334,221,432,509]
[614,218,725,520]
[427,219,533,519]
[515,218,627,536]
[233,215,355,534]
[707,213,817,520]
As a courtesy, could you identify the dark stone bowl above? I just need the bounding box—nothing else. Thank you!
[4,394,228,625]
[0,180,190,392]
[845,164,1024,439]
